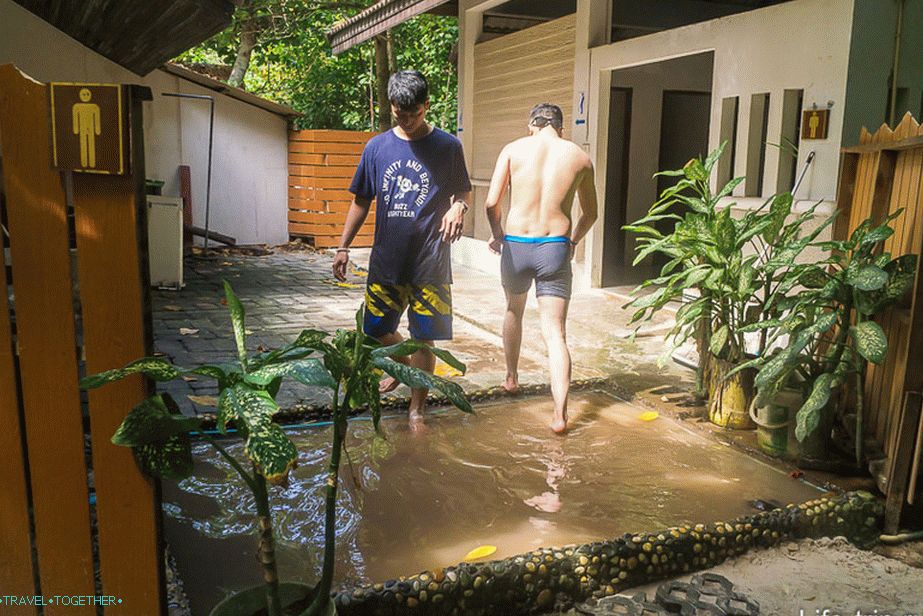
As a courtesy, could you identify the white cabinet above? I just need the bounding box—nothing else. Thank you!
[146,196,184,289]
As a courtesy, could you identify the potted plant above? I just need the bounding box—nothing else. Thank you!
[623,143,835,429]
[730,210,917,466]
[80,281,472,616]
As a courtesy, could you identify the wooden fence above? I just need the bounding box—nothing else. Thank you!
[0,65,163,613]
[836,112,923,531]
[288,129,375,248]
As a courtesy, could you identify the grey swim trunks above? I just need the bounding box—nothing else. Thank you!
[500,235,572,299]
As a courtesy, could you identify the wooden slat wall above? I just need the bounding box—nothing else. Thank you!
[836,113,923,458]
[0,63,96,615]
[289,129,376,248]
[0,65,163,613]
[472,14,576,179]
[0,150,37,615]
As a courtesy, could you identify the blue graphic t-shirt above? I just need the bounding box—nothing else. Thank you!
[349,128,472,285]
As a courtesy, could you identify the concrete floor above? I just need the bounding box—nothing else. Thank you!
[151,245,688,415]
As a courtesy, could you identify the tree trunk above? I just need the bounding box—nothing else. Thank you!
[375,33,392,132]
[228,23,260,88]
[387,30,397,74]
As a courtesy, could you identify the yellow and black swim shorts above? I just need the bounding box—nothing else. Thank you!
[364,283,453,341]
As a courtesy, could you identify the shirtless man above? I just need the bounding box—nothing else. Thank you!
[484,103,598,434]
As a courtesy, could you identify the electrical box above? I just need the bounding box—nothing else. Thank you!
[146,196,184,289]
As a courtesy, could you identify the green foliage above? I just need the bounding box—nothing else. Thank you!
[744,210,915,452]
[623,144,917,462]
[623,142,835,377]
[81,283,471,616]
[175,1,459,131]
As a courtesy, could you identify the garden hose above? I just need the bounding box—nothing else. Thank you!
[879,529,923,545]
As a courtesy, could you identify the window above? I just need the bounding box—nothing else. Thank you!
[776,89,803,193]
[717,96,739,189]
[746,93,770,197]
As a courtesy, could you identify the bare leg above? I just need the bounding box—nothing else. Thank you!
[376,331,408,393]
[408,338,435,427]
[537,295,570,434]
[503,290,528,393]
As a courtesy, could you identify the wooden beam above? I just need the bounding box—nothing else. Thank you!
[329,0,453,54]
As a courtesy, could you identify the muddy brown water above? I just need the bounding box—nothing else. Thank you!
[163,391,822,613]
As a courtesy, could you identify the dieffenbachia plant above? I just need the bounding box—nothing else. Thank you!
[80,281,473,616]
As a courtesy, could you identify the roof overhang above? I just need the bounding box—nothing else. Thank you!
[13,0,237,76]
[328,0,455,55]
[161,64,300,118]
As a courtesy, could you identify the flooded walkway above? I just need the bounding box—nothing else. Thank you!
[164,391,821,613]
[151,247,686,415]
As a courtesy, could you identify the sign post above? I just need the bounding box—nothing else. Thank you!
[50,83,129,175]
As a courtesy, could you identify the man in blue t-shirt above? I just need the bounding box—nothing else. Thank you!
[332,70,472,426]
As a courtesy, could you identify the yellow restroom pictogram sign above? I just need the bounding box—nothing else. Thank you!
[50,83,128,175]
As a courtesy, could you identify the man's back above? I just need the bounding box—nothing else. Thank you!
[502,130,592,237]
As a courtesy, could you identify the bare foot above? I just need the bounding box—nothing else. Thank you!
[550,414,568,435]
[379,375,399,394]
[502,374,520,395]
[408,411,426,433]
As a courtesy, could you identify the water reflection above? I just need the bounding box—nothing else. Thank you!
[163,392,821,613]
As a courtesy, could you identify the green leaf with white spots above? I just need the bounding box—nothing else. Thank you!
[683,158,708,182]
[372,357,472,413]
[245,358,336,389]
[709,325,729,357]
[133,434,194,480]
[111,395,201,446]
[371,341,467,375]
[763,192,793,244]
[846,264,888,291]
[851,321,888,365]
[185,364,229,381]
[223,280,248,368]
[80,357,181,389]
[244,422,298,485]
[795,373,835,442]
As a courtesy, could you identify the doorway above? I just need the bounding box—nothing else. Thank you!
[602,52,714,286]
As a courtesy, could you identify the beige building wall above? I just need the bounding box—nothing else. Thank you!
[0,0,290,246]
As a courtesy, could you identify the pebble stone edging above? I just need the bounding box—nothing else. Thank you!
[333,492,883,616]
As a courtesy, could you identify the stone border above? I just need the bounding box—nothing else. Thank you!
[333,492,883,615]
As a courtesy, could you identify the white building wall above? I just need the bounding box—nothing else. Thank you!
[0,0,290,246]
[587,0,855,286]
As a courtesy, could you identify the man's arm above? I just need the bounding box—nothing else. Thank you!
[484,146,511,254]
[439,191,471,243]
[332,196,372,281]
[570,161,599,249]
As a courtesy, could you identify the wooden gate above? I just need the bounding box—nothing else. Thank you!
[288,129,376,248]
[836,112,923,531]
[0,65,164,614]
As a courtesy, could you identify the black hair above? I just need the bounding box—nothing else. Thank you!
[529,103,564,130]
[388,70,429,110]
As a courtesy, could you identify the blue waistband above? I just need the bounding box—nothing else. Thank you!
[504,235,569,244]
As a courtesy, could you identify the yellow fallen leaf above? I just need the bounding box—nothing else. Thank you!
[638,411,659,422]
[179,328,199,336]
[463,545,497,562]
[336,282,362,289]
[352,270,368,277]
[163,305,183,312]
[434,361,462,378]
[188,395,218,407]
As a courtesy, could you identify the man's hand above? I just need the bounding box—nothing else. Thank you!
[440,201,466,243]
[488,235,503,255]
[332,250,349,281]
